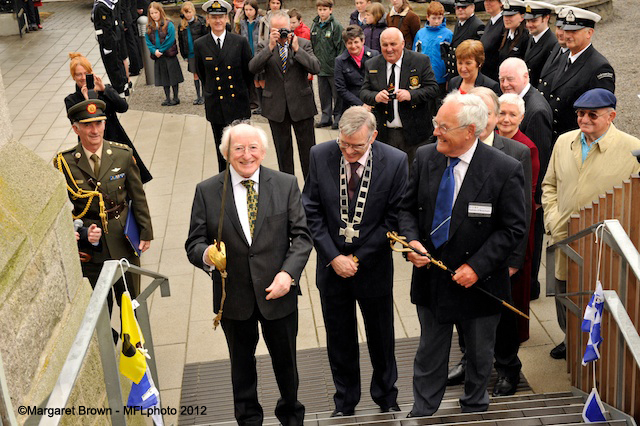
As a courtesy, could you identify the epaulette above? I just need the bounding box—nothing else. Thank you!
[108,140,129,149]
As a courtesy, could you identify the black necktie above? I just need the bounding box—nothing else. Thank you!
[387,64,396,122]
[216,37,221,49]
[348,162,361,201]
[563,56,572,72]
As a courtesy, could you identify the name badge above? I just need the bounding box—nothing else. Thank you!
[205,57,213,61]
[369,69,378,73]
[468,202,492,217]
[110,173,125,181]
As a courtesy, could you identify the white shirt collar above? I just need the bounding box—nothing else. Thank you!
[386,52,404,71]
[518,83,531,98]
[490,11,502,24]
[569,43,591,62]
[211,29,227,46]
[507,29,516,39]
[532,27,549,43]
[457,139,478,165]
[230,165,261,187]
[482,131,495,147]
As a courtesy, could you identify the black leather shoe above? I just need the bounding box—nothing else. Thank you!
[447,362,465,385]
[331,409,354,417]
[492,376,519,396]
[380,404,400,413]
[331,122,339,130]
[406,411,418,418]
[550,342,566,359]
[315,121,332,128]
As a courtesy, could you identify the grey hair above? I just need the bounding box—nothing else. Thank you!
[270,9,290,25]
[498,93,526,117]
[220,122,269,160]
[469,87,500,115]
[441,91,488,138]
[339,106,377,139]
[499,57,529,80]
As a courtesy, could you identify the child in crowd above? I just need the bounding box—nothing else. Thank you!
[146,2,184,106]
[236,0,264,113]
[178,1,208,105]
[363,2,387,53]
[258,0,285,44]
[310,0,344,129]
[289,9,314,90]
[387,0,420,47]
[412,1,451,97]
[349,0,370,27]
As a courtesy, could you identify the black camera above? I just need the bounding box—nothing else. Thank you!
[388,92,396,100]
[86,74,98,99]
[278,28,291,39]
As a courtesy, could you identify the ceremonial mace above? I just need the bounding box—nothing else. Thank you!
[387,232,530,320]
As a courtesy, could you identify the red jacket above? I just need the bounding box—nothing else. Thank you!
[294,21,311,40]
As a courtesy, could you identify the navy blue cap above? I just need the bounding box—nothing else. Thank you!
[573,88,616,110]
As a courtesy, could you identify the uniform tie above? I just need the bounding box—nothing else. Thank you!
[348,162,361,200]
[431,157,461,249]
[279,43,287,72]
[90,153,100,177]
[216,37,222,49]
[387,63,396,122]
[242,180,258,237]
[563,56,572,72]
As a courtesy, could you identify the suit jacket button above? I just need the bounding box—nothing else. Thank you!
[228,76,232,79]
[220,95,224,99]
[228,65,231,69]
[556,97,560,101]
[218,86,222,90]
[216,77,220,81]
[215,67,219,71]
[230,84,234,89]
[232,94,235,97]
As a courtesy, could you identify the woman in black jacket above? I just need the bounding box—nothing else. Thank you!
[65,52,152,183]
[178,1,208,105]
[498,0,529,63]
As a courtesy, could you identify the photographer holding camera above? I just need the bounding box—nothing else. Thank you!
[249,10,320,178]
[360,27,439,166]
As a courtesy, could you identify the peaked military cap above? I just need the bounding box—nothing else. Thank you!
[561,7,600,30]
[202,0,231,14]
[503,0,526,16]
[524,1,555,19]
[68,99,107,123]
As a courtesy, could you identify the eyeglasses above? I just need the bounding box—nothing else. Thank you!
[576,110,610,120]
[336,135,372,152]
[232,144,262,154]
[432,118,467,134]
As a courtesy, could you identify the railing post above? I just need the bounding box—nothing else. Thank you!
[96,300,126,425]
[0,351,18,426]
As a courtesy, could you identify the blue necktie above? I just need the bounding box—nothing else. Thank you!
[431,157,461,249]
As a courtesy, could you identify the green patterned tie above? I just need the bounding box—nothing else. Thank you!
[242,180,258,237]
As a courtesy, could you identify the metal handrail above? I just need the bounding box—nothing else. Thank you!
[0,351,18,426]
[32,260,170,425]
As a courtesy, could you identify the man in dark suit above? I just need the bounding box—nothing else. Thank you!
[499,57,552,302]
[537,10,567,93]
[523,1,558,87]
[399,92,526,416]
[480,0,504,81]
[445,0,485,80]
[544,7,615,141]
[249,10,321,178]
[195,0,254,173]
[360,27,439,166]
[185,122,313,426]
[302,106,408,417]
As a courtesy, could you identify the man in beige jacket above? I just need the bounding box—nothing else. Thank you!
[542,88,640,359]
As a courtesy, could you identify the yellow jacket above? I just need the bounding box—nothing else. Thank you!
[542,123,640,280]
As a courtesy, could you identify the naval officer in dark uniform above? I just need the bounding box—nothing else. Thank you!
[54,99,153,307]
[445,0,485,81]
[195,0,254,172]
[523,1,557,88]
[93,0,129,95]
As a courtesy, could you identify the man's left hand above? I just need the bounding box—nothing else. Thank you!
[290,34,299,52]
[453,263,478,288]
[265,271,292,300]
[87,223,102,244]
[396,89,411,102]
[139,240,151,253]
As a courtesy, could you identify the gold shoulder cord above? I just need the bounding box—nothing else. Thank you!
[56,153,109,233]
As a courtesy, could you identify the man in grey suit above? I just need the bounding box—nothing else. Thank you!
[185,122,313,426]
[249,10,320,178]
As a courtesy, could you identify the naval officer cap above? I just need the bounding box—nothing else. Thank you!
[573,88,616,110]
[454,0,474,7]
[68,99,107,123]
[562,7,601,30]
[503,0,527,16]
[202,0,231,15]
[524,1,555,19]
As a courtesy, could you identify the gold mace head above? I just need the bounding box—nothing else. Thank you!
[208,240,227,271]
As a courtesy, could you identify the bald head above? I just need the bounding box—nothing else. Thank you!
[380,27,405,64]
[499,57,529,94]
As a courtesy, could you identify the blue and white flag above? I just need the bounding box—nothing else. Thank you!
[127,366,164,425]
[582,387,607,422]
[581,280,604,366]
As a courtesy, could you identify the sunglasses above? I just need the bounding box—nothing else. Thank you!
[576,110,609,120]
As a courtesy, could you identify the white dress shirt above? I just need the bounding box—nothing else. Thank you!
[386,53,403,128]
[211,29,227,48]
[568,43,591,64]
[490,12,502,25]
[518,83,531,99]
[532,27,549,43]
[453,139,478,203]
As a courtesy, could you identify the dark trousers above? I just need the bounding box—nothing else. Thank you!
[320,291,399,413]
[124,26,143,75]
[318,75,342,124]
[100,49,128,94]
[268,107,315,178]
[82,258,141,315]
[210,122,226,173]
[386,128,418,170]
[221,308,304,426]
[555,278,567,333]
[530,208,545,299]
[413,305,500,415]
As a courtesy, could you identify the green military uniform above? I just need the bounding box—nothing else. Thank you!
[55,99,153,300]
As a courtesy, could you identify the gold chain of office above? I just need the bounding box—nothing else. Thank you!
[55,153,109,233]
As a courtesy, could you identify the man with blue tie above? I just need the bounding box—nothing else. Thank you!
[399,92,527,416]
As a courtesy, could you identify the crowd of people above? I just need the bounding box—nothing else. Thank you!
[54,0,640,424]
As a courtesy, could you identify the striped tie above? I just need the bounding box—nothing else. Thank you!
[242,179,258,238]
[279,44,287,73]
[430,157,460,249]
